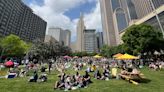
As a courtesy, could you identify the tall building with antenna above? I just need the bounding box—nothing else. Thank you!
[76,13,85,52]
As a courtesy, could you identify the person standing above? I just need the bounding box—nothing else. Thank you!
[48,61,52,73]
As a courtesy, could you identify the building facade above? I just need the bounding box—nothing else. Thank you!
[100,0,164,46]
[96,32,104,52]
[0,0,47,42]
[48,28,71,47]
[132,0,164,19]
[119,5,164,44]
[84,29,97,53]
[76,14,98,52]
[63,30,71,47]
[99,0,118,46]
[99,0,135,46]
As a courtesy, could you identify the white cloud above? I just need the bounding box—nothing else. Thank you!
[28,0,102,42]
[84,1,102,32]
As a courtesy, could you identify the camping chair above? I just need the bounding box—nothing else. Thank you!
[111,68,118,78]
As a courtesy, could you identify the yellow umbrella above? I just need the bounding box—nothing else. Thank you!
[113,53,123,58]
[94,55,102,58]
[116,54,139,60]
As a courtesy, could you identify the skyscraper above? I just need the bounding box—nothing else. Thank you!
[48,28,71,47]
[76,14,97,52]
[0,0,47,42]
[99,0,131,46]
[84,29,97,53]
[62,29,71,47]
[96,32,104,52]
[76,13,85,51]
[99,0,117,46]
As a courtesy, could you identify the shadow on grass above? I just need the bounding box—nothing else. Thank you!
[139,78,151,84]
[133,78,151,84]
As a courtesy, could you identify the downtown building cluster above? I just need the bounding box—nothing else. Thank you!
[47,28,71,47]
[74,0,164,53]
[74,14,103,53]
[0,0,47,42]
[99,0,164,46]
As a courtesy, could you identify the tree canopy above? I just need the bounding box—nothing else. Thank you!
[100,44,125,58]
[122,24,164,55]
[0,34,31,57]
[28,39,72,61]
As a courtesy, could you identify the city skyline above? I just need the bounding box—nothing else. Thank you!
[23,0,102,42]
[1,0,163,45]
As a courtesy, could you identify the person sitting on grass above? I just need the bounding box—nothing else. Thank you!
[86,66,91,72]
[70,75,78,86]
[64,76,72,91]
[54,74,65,90]
[94,70,101,79]
[131,68,140,75]
[120,67,129,75]
[91,65,96,72]
[40,66,46,73]
[83,71,92,86]
[77,76,86,88]
[19,69,26,77]
[75,72,80,81]
[149,63,158,71]
[29,71,38,82]
[101,69,110,80]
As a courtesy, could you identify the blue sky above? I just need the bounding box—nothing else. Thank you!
[23,0,44,6]
[23,0,96,20]
[64,2,96,20]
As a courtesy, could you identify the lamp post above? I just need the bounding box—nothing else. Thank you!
[149,0,164,38]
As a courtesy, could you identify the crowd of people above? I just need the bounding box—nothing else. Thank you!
[148,58,164,71]
[54,71,92,91]
[0,55,164,91]
[53,56,146,90]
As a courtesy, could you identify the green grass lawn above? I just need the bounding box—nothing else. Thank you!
[0,67,164,92]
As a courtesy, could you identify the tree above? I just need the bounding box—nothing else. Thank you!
[0,35,3,54]
[29,39,50,61]
[100,44,126,58]
[100,45,111,57]
[0,34,30,57]
[122,24,164,55]
[29,39,72,62]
